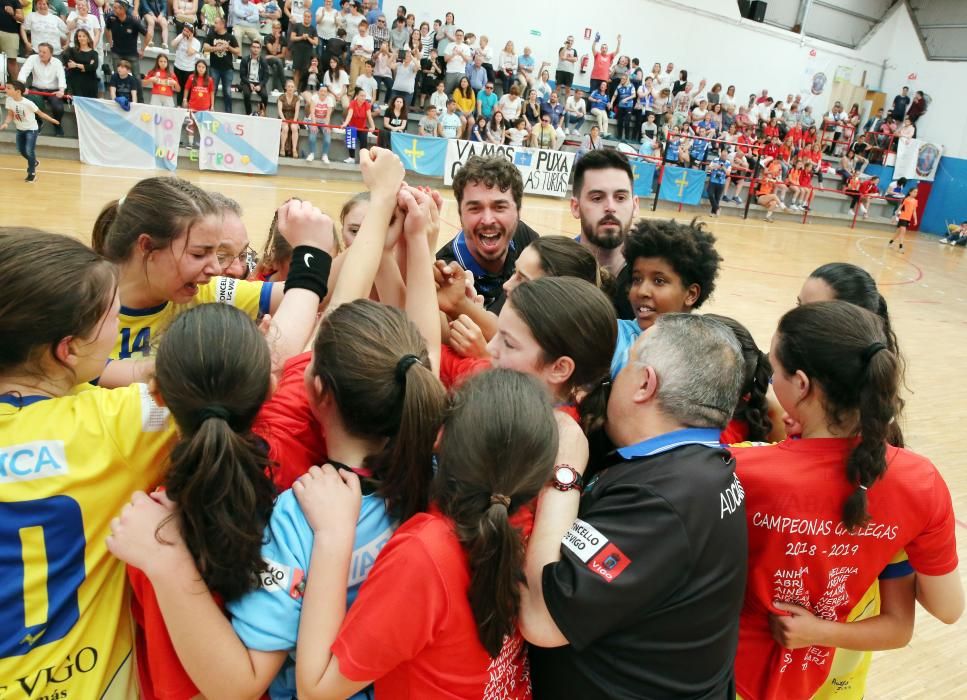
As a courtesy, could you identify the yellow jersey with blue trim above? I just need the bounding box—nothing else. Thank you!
[113,276,275,359]
[0,385,177,700]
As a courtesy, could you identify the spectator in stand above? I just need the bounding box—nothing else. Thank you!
[611,73,635,142]
[890,86,910,121]
[263,21,286,93]
[497,82,522,122]
[288,10,318,100]
[785,159,803,210]
[522,88,541,130]
[418,104,441,136]
[851,175,879,219]
[388,15,408,59]
[863,107,885,135]
[498,40,517,94]
[143,53,179,107]
[823,101,848,155]
[429,77,448,114]
[577,123,603,160]
[348,17,373,89]
[555,35,577,100]
[136,0,169,50]
[608,54,631,100]
[466,52,487,93]
[305,84,335,162]
[542,90,566,142]
[18,43,66,135]
[66,0,101,56]
[370,13,388,48]
[516,45,538,93]
[63,28,99,98]
[230,0,260,48]
[906,90,927,126]
[588,81,610,134]
[419,20,433,58]
[939,221,967,246]
[343,0,363,40]
[171,0,197,33]
[418,47,442,109]
[468,114,487,142]
[389,49,418,106]
[898,117,915,139]
[452,75,475,137]
[707,146,730,216]
[277,78,300,156]
[476,79,497,120]
[443,28,471,93]
[379,93,407,146]
[707,82,722,105]
[341,85,375,160]
[721,84,737,108]
[354,59,378,108]
[506,116,528,146]
[200,0,224,29]
[371,41,393,101]
[757,168,783,222]
[109,59,139,104]
[0,0,23,82]
[239,40,269,115]
[565,88,586,136]
[486,110,506,144]
[182,59,212,145]
[440,98,462,139]
[531,112,558,150]
[672,69,689,96]
[202,17,239,113]
[324,25,349,69]
[21,0,67,56]
[438,10,455,54]
[590,32,619,92]
[170,22,200,92]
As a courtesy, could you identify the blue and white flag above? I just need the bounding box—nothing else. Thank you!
[73,97,186,171]
[391,132,447,176]
[195,111,280,175]
[658,165,706,205]
[631,159,657,196]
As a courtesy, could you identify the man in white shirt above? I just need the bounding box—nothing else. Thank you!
[232,0,262,47]
[565,88,587,136]
[444,28,471,93]
[18,42,66,134]
[20,0,67,56]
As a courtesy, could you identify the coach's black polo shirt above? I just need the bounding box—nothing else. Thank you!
[530,428,748,700]
[436,220,539,313]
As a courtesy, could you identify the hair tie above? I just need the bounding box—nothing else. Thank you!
[861,342,887,364]
[490,493,511,509]
[858,485,868,491]
[395,354,421,384]
[198,405,231,423]
[118,195,126,209]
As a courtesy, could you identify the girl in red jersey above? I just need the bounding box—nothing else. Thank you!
[733,301,963,700]
[293,368,559,700]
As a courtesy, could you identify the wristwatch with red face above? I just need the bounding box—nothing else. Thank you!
[552,464,584,492]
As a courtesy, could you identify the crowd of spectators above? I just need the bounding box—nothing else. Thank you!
[2,0,932,190]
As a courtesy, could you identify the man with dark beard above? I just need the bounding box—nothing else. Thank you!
[570,150,638,319]
[437,156,539,312]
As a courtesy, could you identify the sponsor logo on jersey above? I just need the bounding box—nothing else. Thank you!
[215,276,239,305]
[259,558,302,595]
[561,517,607,563]
[0,440,68,483]
[588,543,631,582]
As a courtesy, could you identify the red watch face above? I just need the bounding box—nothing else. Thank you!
[555,466,577,486]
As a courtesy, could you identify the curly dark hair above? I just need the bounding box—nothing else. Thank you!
[622,217,722,308]
[452,155,524,212]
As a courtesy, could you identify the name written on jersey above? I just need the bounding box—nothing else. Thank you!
[0,440,68,483]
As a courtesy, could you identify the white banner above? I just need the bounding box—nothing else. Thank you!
[194,111,281,175]
[893,137,943,182]
[443,139,574,198]
[73,97,185,171]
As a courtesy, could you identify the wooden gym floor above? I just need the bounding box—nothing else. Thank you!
[2,154,964,698]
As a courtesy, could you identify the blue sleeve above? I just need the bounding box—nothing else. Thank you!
[227,490,311,652]
[879,559,915,580]
[611,320,641,379]
[258,281,275,316]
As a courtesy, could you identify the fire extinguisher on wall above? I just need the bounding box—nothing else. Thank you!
[580,54,590,74]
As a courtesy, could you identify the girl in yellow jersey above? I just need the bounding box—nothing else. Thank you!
[90,177,286,362]
[0,228,178,700]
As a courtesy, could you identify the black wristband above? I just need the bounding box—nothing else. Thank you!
[284,246,333,299]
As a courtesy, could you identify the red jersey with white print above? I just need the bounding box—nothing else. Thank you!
[734,438,957,700]
[332,510,531,699]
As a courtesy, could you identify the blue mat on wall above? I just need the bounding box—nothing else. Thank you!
[921,156,967,235]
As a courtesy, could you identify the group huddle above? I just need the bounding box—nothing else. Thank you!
[0,146,961,700]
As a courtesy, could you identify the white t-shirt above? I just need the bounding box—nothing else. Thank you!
[323,70,349,97]
[565,96,586,116]
[5,96,40,131]
[24,12,68,55]
[316,7,337,39]
[506,127,527,146]
[441,112,461,138]
[444,41,470,74]
[429,90,448,113]
[497,94,522,121]
[355,74,377,102]
[350,33,374,59]
[345,12,363,40]
[66,12,103,50]
[172,35,202,72]
[310,93,335,123]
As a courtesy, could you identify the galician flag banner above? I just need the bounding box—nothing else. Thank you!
[194,111,281,175]
[73,97,186,171]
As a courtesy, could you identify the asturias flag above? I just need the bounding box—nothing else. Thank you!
[658,165,706,205]
[631,159,657,196]
[392,133,447,177]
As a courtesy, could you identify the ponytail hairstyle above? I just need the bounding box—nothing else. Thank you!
[528,235,601,287]
[0,228,117,381]
[806,262,905,445]
[259,197,297,279]
[704,314,772,441]
[507,277,617,434]
[154,304,276,602]
[774,301,901,531]
[92,177,218,262]
[310,299,446,521]
[433,369,558,657]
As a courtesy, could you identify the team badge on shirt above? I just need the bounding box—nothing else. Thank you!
[562,518,631,582]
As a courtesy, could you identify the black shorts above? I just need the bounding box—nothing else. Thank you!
[555,71,574,88]
[897,219,911,228]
